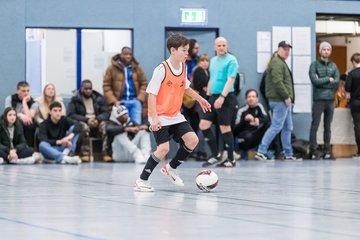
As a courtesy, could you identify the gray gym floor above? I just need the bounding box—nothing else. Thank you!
[1,159,360,240]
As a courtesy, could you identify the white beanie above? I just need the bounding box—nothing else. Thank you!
[319,41,332,53]
[110,104,128,124]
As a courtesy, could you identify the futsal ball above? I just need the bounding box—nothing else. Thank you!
[196,170,219,192]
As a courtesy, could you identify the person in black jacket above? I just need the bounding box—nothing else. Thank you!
[106,104,151,163]
[67,80,111,162]
[345,52,360,158]
[4,81,38,148]
[0,107,41,164]
[38,102,81,164]
[234,89,269,151]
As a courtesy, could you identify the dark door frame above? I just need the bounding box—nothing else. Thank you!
[164,27,219,58]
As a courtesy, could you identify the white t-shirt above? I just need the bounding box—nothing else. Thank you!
[146,59,191,126]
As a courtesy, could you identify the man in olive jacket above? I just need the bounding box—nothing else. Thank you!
[103,47,148,124]
[255,41,300,162]
[308,41,339,160]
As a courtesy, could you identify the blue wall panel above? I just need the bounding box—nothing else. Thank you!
[1,0,360,139]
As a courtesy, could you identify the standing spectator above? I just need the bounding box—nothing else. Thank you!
[345,53,360,158]
[5,81,38,147]
[106,105,151,163]
[199,37,239,168]
[103,47,148,124]
[255,41,301,162]
[234,89,269,151]
[182,39,200,153]
[67,80,111,162]
[35,83,66,125]
[308,41,339,160]
[186,39,200,80]
[38,101,81,164]
[133,33,211,192]
[192,53,210,160]
[259,51,283,159]
[0,107,41,164]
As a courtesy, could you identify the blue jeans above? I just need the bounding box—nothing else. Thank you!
[258,101,293,157]
[121,99,142,124]
[39,126,79,162]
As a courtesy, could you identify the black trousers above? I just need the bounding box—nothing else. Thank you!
[309,100,334,152]
[0,147,34,163]
[236,124,268,151]
[350,99,360,154]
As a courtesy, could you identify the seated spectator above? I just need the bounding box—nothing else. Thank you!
[234,89,269,151]
[103,47,148,124]
[67,80,111,162]
[5,81,38,147]
[0,107,42,164]
[335,74,348,108]
[38,102,81,164]
[35,83,66,124]
[106,105,151,164]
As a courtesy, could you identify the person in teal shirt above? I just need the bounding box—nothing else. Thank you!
[199,37,239,168]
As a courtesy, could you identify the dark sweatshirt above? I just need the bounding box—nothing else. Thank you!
[38,116,81,146]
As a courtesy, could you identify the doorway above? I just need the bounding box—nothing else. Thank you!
[316,13,360,75]
[164,27,219,59]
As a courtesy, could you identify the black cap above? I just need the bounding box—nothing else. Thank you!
[278,41,292,48]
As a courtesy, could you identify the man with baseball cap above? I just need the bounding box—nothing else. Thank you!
[308,41,340,160]
[255,40,301,162]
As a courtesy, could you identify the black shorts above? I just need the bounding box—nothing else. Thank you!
[202,93,237,126]
[152,121,194,146]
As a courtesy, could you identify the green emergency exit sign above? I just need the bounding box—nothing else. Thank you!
[181,8,207,25]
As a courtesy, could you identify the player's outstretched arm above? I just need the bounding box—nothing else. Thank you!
[184,88,211,113]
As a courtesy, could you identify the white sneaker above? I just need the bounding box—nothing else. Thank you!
[160,163,184,186]
[10,156,36,164]
[221,151,241,161]
[0,157,4,164]
[284,156,303,162]
[133,178,155,192]
[61,156,81,164]
[33,152,44,163]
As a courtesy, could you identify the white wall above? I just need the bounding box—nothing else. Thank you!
[81,29,131,93]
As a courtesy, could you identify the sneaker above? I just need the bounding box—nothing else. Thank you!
[62,156,82,164]
[216,159,235,167]
[256,152,275,162]
[133,178,154,192]
[309,150,320,160]
[255,152,267,161]
[0,157,4,164]
[10,156,36,164]
[284,156,303,162]
[160,163,184,186]
[323,153,335,160]
[33,152,44,163]
[202,156,221,167]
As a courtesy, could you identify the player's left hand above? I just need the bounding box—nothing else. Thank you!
[198,97,211,113]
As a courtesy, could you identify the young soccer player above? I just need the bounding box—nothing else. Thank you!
[134,33,211,192]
